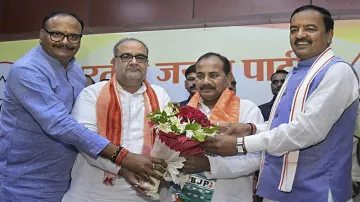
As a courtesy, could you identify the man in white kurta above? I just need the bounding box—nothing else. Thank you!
[62,81,170,202]
[62,38,170,202]
[179,52,264,202]
[203,6,359,202]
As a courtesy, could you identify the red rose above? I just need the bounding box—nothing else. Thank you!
[176,106,211,128]
[157,130,204,155]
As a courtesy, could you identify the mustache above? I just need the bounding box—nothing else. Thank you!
[126,65,141,70]
[200,85,216,90]
[294,38,312,45]
[52,44,75,50]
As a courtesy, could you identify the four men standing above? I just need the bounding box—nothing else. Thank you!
[0,4,358,202]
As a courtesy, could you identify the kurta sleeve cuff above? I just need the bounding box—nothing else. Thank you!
[255,123,267,133]
[204,156,218,179]
[79,132,111,158]
[105,160,122,175]
[244,133,266,153]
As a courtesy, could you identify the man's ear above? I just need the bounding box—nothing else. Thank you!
[110,58,115,66]
[39,29,45,44]
[226,73,231,85]
[327,29,334,44]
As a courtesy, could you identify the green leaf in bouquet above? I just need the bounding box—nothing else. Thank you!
[171,124,179,133]
[159,116,167,124]
[168,102,174,108]
[174,107,180,115]
[203,127,217,135]
[155,109,162,114]
[193,130,206,142]
[185,123,201,131]
[161,110,167,117]
[148,116,156,122]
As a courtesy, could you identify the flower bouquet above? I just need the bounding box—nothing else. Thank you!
[149,103,218,155]
[144,103,218,199]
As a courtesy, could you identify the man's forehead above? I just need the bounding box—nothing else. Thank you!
[118,41,147,54]
[291,10,323,25]
[272,73,287,80]
[197,57,223,70]
[186,72,196,78]
[46,15,81,29]
[196,67,224,74]
[196,66,222,73]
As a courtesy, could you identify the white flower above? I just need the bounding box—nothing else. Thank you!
[178,124,186,134]
[164,106,174,116]
[158,123,172,133]
[185,130,194,139]
[169,116,181,126]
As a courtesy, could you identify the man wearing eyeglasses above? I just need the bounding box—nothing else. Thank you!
[62,38,171,201]
[0,11,167,202]
[258,69,288,121]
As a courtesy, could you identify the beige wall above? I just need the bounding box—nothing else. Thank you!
[0,0,359,41]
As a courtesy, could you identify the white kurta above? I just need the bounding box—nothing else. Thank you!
[198,98,264,202]
[62,81,170,202]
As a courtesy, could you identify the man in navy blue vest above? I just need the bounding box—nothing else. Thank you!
[204,5,359,202]
[179,64,196,105]
[258,70,288,121]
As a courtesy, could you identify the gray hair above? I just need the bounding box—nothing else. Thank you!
[113,38,149,57]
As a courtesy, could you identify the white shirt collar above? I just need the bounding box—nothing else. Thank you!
[116,82,147,94]
[198,97,212,116]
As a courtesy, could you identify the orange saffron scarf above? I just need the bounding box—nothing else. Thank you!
[187,88,240,123]
[96,75,160,184]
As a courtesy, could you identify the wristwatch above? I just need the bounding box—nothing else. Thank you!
[236,137,247,155]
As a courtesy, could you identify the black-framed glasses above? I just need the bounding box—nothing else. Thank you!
[43,28,82,44]
[115,53,148,63]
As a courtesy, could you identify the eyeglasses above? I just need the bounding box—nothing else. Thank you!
[43,28,82,44]
[115,53,148,63]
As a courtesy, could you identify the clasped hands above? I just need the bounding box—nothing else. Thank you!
[180,123,253,174]
[202,123,252,157]
[119,152,167,195]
